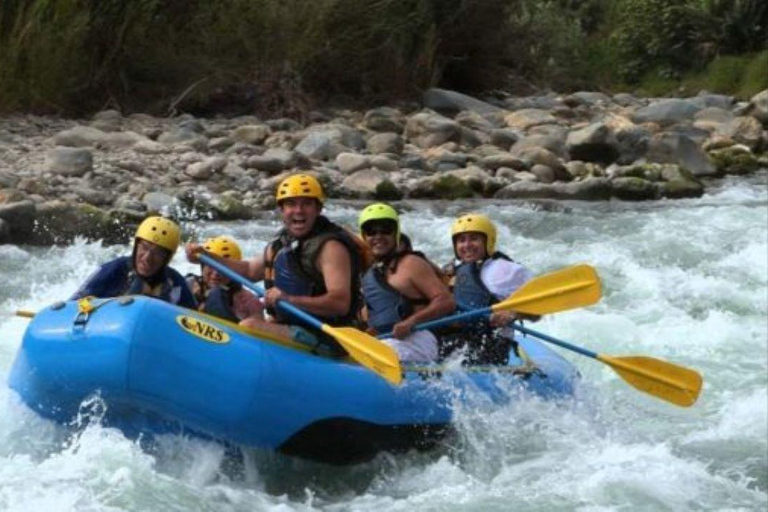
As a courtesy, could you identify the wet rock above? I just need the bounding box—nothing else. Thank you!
[410,174,475,199]
[231,125,271,145]
[363,107,406,133]
[142,192,178,213]
[45,147,93,177]
[32,201,123,244]
[423,88,502,116]
[747,89,768,127]
[632,99,701,126]
[709,146,762,175]
[489,129,522,150]
[0,200,36,242]
[210,193,254,220]
[646,133,717,177]
[245,155,286,174]
[553,177,612,200]
[610,177,658,200]
[405,112,463,149]
[566,123,620,165]
[530,164,556,184]
[494,181,558,199]
[504,109,559,131]
[341,168,390,197]
[335,152,370,175]
[186,156,227,180]
[367,132,404,155]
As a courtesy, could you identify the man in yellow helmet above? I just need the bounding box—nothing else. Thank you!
[191,236,265,326]
[358,203,454,362]
[442,213,537,364]
[71,216,197,309]
[185,173,362,347]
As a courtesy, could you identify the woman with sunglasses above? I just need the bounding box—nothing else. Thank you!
[358,203,454,362]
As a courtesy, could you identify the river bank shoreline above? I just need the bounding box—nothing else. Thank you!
[1,87,766,246]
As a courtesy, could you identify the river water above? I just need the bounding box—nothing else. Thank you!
[1,174,766,511]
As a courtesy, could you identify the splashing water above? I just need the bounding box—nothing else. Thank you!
[1,173,766,511]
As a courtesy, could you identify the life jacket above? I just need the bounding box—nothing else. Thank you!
[440,252,516,365]
[361,252,430,334]
[123,261,183,304]
[202,285,240,323]
[263,215,364,326]
[447,251,513,309]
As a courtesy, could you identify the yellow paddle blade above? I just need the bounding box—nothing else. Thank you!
[322,325,403,385]
[493,264,601,315]
[598,355,703,407]
[15,310,35,318]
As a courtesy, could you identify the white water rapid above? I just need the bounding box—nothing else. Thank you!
[1,174,766,511]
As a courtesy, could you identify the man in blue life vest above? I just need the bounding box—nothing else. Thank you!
[359,203,454,362]
[185,173,361,349]
[71,216,197,309]
[192,236,265,326]
[442,213,539,364]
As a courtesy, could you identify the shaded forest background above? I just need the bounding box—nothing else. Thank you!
[0,0,766,117]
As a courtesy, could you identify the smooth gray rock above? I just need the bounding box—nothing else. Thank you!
[646,133,717,177]
[423,88,502,116]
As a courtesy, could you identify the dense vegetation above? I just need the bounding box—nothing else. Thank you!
[0,0,766,116]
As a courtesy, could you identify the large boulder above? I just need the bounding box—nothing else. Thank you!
[340,168,390,198]
[423,88,502,116]
[0,200,36,243]
[633,99,701,126]
[45,147,93,177]
[566,123,620,165]
[405,112,463,149]
[504,109,559,131]
[610,177,659,201]
[646,133,717,177]
[747,89,768,127]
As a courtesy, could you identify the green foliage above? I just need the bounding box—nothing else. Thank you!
[739,51,768,98]
[0,0,764,115]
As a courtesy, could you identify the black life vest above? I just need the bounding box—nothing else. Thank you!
[440,252,516,365]
[263,215,362,326]
[202,285,240,323]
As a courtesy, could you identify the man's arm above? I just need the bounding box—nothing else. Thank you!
[391,256,455,338]
[265,240,353,319]
[185,242,265,281]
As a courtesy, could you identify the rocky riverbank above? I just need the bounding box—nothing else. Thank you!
[1,88,767,245]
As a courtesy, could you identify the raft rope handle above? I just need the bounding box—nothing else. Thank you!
[73,296,118,327]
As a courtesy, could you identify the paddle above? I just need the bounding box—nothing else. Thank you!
[378,264,601,338]
[513,323,703,407]
[199,254,403,385]
[2,310,35,318]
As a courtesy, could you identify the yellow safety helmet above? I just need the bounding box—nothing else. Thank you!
[358,203,400,245]
[135,216,180,254]
[276,174,325,205]
[451,213,496,256]
[203,236,242,261]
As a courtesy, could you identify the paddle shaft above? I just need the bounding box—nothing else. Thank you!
[512,323,596,359]
[199,254,321,331]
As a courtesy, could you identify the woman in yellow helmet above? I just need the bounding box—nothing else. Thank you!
[442,213,537,364]
[192,236,265,326]
[71,216,197,309]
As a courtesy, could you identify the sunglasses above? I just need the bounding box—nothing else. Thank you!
[362,222,396,237]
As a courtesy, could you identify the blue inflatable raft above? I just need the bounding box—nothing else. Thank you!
[8,296,579,464]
